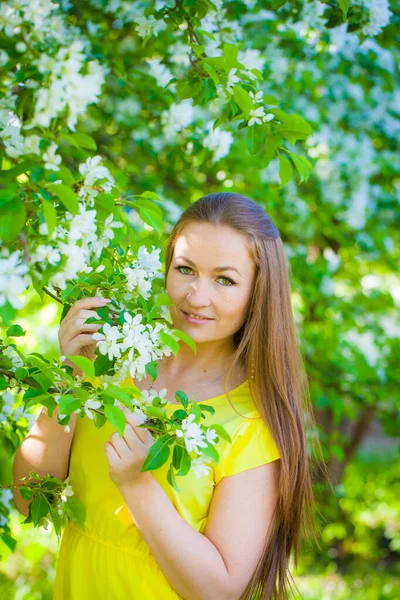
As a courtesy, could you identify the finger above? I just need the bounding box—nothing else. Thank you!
[61,309,102,335]
[104,441,120,465]
[122,423,141,450]
[121,408,150,445]
[110,432,132,460]
[65,297,111,321]
[66,333,100,355]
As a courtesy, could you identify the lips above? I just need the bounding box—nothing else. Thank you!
[182,310,213,320]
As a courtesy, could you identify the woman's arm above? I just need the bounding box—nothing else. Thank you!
[12,405,77,516]
[118,459,279,600]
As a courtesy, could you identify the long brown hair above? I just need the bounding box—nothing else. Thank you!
[164,192,329,600]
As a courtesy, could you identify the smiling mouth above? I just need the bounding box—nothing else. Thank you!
[182,310,213,320]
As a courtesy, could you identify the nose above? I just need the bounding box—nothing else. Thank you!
[186,278,212,307]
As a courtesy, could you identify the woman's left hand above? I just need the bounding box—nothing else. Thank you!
[104,407,155,490]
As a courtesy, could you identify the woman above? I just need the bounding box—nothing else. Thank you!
[14,192,323,599]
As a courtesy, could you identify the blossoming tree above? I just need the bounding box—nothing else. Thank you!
[0,0,397,561]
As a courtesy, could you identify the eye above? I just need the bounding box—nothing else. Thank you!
[174,266,236,287]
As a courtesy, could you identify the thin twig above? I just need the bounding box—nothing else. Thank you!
[42,287,63,304]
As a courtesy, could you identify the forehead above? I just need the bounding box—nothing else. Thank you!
[173,222,254,267]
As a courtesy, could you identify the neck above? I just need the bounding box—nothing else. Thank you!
[163,338,237,380]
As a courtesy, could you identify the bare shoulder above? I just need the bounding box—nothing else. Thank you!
[204,460,280,598]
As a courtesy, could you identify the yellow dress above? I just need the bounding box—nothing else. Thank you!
[53,377,280,599]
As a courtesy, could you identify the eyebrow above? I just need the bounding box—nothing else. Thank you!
[175,255,242,277]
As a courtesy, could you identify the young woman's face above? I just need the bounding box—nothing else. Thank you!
[166,222,257,345]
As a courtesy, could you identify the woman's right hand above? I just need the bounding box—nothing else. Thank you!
[58,296,111,376]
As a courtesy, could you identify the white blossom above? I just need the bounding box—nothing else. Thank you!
[60,483,74,503]
[92,323,124,360]
[83,398,101,420]
[133,15,166,38]
[203,124,234,162]
[137,246,162,274]
[0,249,31,309]
[122,265,152,299]
[225,68,240,94]
[147,57,174,88]
[248,107,274,126]
[43,142,62,171]
[175,414,208,454]
[249,90,263,104]
[161,99,193,138]
[191,455,213,479]
[31,244,61,266]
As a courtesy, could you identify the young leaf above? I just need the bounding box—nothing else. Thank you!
[145,360,158,382]
[66,355,95,380]
[30,495,50,526]
[141,435,172,471]
[208,424,232,444]
[47,183,79,214]
[64,496,86,530]
[167,463,182,491]
[104,404,126,437]
[58,394,81,415]
[279,155,293,188]
[159,331,180,355]
[172,328,196,354]
[201,442,220,465]
[19,486,33,501]
[175,390,189,409]
[6,324,26,337]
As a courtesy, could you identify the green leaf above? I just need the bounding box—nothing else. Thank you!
[145,360,158,382]
[94,352,114,376]
[279,155,293,187]
[26,355,54,383]
[66,355,95,380]
[337,0,349,18]
[201,442,220,465]
[272,0,287,9]
[62,132,97,151]
[58,394,82,415]
[171,328,196,354]
[203,62,219,86]
[0,160,36,181]
[232,85,252,118]
[175,390,189,409]
[246,124,266,155]
[104,404,126,437]
[19,486,32,500]
[48,183,79,215]
[223,43,239,64]
[30,495,50,526]
[57,165,76,187]
[159,331,180,355]
[1,532,16,552]
[177,447,191,476]
[6,324,26,337]
[207,424,232,444]
[141,435,172,471]
[192,44,204,57]
[167,463,182,491]
[49,506,63,539]
[0,198,26,242]
[146,405,166,420]
[93,410,106,429]
[42,200,57,237]
[64,496,86,530]
[100,385,132,407]
[154,293,171,307]
[289,152,312,184]
[137,207,164,236]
